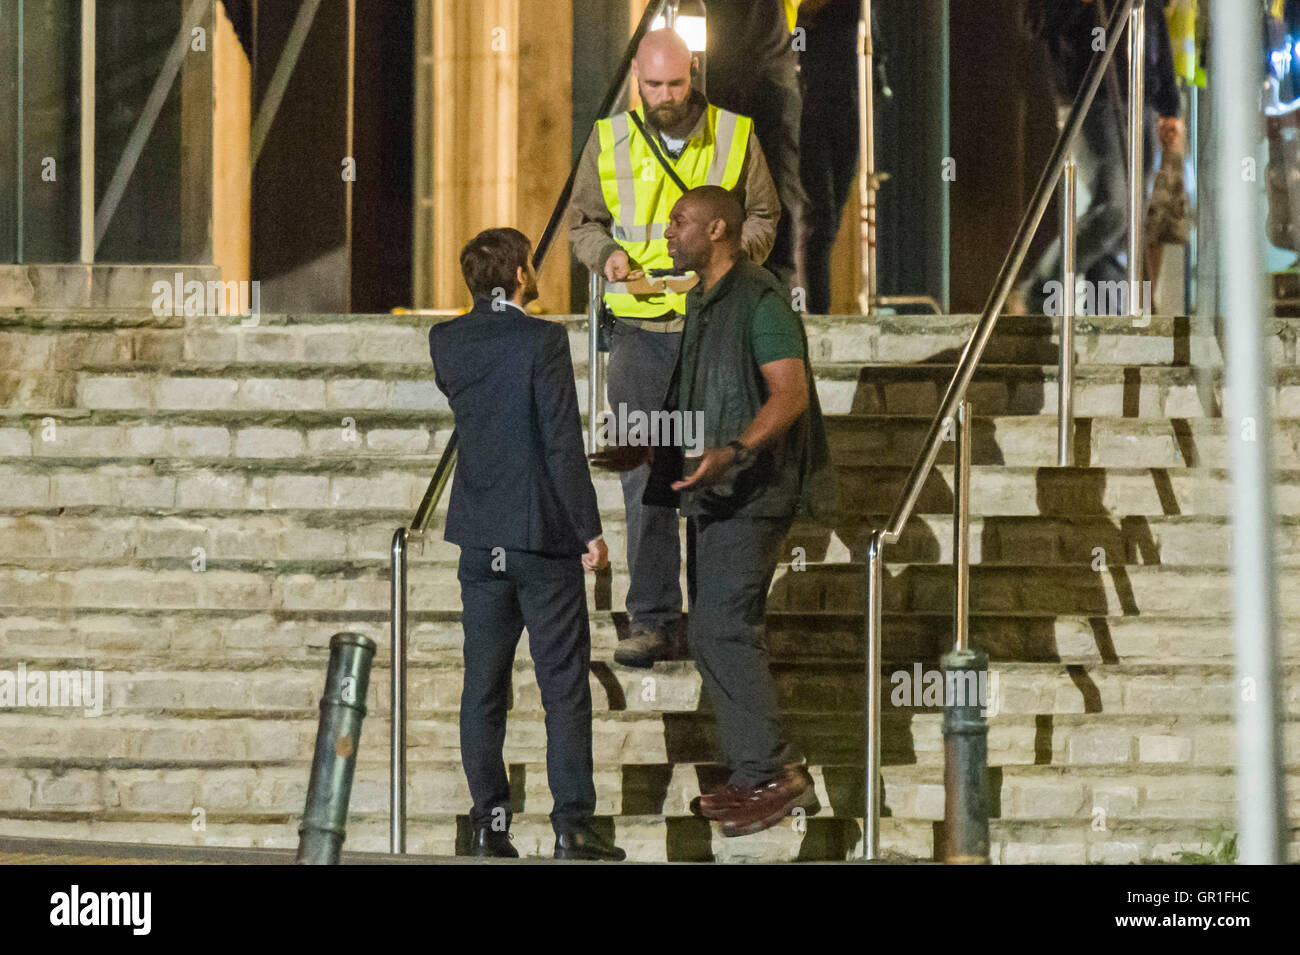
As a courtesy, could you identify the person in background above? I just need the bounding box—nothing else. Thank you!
[1010,0,1183,315]
[430,228,624,862]
[705,0,809,290]
[796,0,887,315]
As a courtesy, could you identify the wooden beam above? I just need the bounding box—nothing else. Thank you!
[213,0,250,284]
[517,0,572,310]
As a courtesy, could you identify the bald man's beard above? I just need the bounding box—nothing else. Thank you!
[644,97,691,131]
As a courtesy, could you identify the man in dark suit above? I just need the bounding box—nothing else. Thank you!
[429,227,624,861]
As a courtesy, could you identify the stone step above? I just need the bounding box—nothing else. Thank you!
[6,413,1293,470]
[6,711,1299,769]
[826,415,1300,469]
[0,807,1292,864]
[5,760,1298,829]
[12,362,1299,420]
[0,311,1258,373]
[815,362,1267,418]
[3,608,1291,668]
[2,459,1294,518]
[2,511,1297,572]
[3,561,1295,617]
[2,658,1294,718]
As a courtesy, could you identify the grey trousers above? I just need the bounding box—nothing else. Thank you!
[686,512,794,787]
[607,319,683,631]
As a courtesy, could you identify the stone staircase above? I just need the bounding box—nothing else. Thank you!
[1,306,1298,863]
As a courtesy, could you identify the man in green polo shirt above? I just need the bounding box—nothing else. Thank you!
[659,185,837,837]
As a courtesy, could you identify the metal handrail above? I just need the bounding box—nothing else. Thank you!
[387,0,670,854]
[862,0,1141,861]
[388,432,457,853]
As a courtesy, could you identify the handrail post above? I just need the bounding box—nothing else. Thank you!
[942,399,989,863]
[953,401,971,653]
[389,528,408,853]
[587,272,605,453]
[857,0,878,315]
[1058,157,1077,466]
[863,530,885,860]
[79,0,95,264]
[1213,0,1287,865]
[1127,0,1146,317]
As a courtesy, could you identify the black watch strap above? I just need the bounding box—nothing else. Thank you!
[726,440,752,465]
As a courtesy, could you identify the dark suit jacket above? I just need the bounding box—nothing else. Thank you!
[429,299,601,557]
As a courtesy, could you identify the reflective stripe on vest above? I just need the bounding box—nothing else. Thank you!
[595,104,752,317]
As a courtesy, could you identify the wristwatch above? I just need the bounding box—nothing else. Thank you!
[726,440,753,466]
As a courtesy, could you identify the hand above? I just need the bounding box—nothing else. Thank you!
[1158,116,1184,152]
[583,536,608,572]
[588,444,651,472]
[604,250,633,283]
[671,446,737,491]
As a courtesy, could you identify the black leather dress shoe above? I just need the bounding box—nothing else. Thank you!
[469,826,519,858]
[553,826,626,861]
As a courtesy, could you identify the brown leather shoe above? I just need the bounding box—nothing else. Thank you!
[713,766,818,838]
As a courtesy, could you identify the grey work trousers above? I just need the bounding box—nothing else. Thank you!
[606,319,683,631]
[686,512,794,787]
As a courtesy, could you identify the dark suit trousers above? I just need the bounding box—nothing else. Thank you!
[457,547,596,833]
[686,513,794,787]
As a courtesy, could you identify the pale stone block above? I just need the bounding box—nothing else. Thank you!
[1138,734,1193,763]
[168,426,232,457]
[156,377,239,409]
[366,428,430,452]
[237,378,325,410]
[77,375,151,409]
[234,427,304,458]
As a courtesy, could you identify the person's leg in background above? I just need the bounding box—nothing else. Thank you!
[605,320,683,666]
[1013,91,1129,314]
[457,547,525,853]
[799,85,858,314]
[797,0,861,315]
[749,62,809,290]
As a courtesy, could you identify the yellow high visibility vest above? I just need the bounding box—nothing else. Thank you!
[595,104,752,317]
[1166,0,1199,86]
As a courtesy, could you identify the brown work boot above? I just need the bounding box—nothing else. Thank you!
[613,623,673,669]
[713,766,818,838]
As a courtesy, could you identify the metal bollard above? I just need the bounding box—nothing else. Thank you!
[297,632,376,865]
[941,646,990,864]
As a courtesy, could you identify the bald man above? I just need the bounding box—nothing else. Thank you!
[645,185,836,837]
[571,28,780,670]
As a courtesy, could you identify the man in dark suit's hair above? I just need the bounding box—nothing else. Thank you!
[429,228,624,861]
